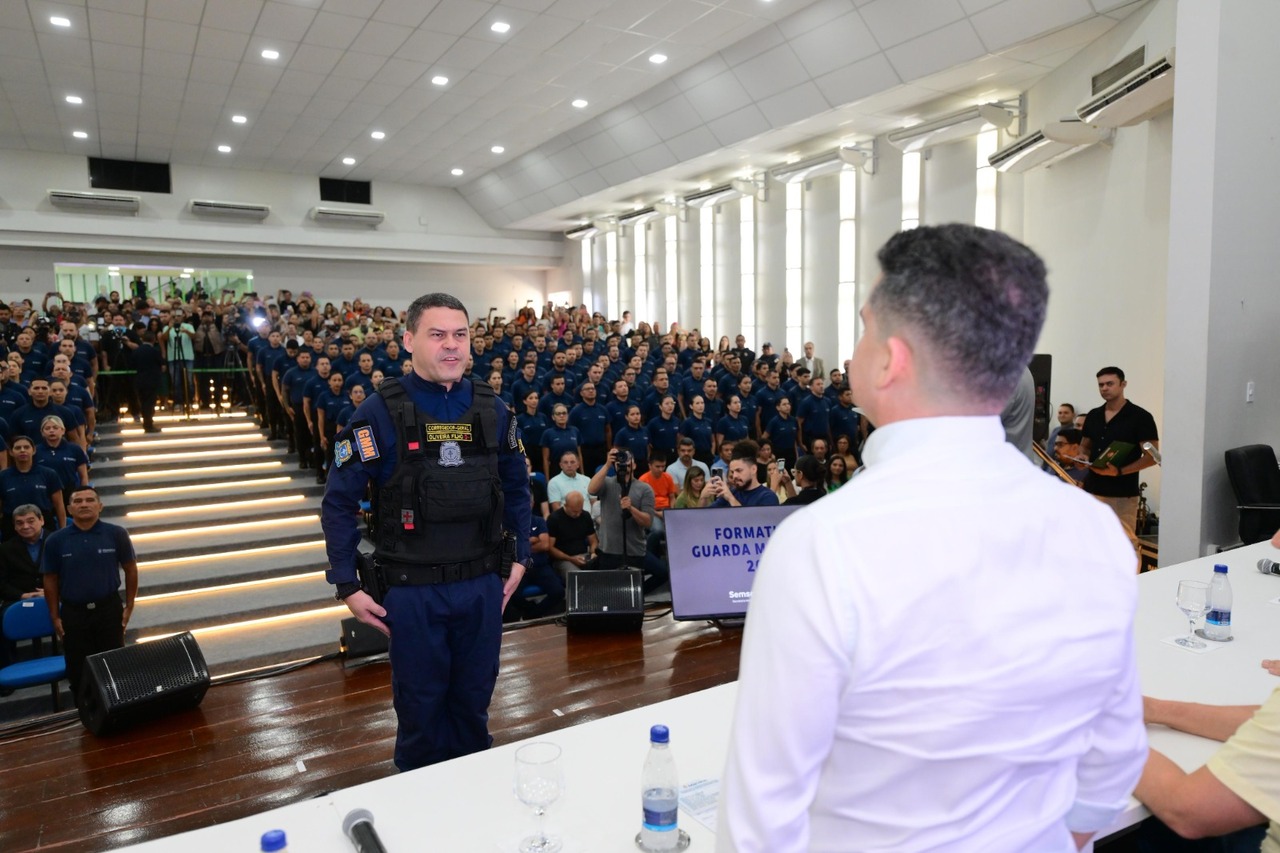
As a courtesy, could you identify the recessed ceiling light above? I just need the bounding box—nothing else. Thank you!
[649,53,668,64]
[342,157,356,165]
[50,16,71,27]
[490,21,510,34]
[431,75,448,86]
[370,130,385,140]
[180,273,192,279]
[65,95,82,105]
[451,168,464,176]
[72,130,88,139]
[217,145,231,153]
[107,266,120,272]
[261,49,280,60]
[571,98,588,109]
[232,114,247,124]
[183,268,195,274]
[491,145,504,154]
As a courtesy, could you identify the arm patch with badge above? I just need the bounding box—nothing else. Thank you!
[334,439,353,468]
[354,424,380,461]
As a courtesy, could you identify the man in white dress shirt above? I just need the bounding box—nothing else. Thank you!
[719,224,1146,852]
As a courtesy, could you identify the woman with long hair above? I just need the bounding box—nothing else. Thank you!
[827,455,850,492]
[674,468,707,509]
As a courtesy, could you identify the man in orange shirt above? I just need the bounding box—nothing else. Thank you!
[639,451,678,534]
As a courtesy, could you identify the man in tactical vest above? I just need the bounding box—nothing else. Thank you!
[321,292,531,772]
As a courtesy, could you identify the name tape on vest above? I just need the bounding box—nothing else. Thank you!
[424,423,472,443]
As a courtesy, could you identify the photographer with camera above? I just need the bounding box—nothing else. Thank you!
[161,308,195,412]
[192,309,225,410]
[586,447,655,571]
[97,313,137,425]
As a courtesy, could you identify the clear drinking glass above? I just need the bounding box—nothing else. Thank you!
[514,742,564,853]
[1175,580,1210,649]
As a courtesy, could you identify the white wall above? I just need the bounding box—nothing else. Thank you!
[923,137,979,227]
[0,149,561,268]
[1161,0,1280,560]
[1017,0,1176,511]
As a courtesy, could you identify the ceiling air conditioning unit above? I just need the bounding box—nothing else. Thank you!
[1076,50,1176,128]
[988,120,1112,173]
[309,206,385,226]
[48,189,140,213]
[190,199,270,220]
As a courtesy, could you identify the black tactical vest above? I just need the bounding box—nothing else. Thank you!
[372,378,505,569]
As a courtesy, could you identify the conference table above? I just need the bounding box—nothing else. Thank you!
[122,541,1280,852]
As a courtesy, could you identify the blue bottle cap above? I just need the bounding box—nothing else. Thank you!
[650,724,669,744]
[1214,564,1229,573]
[261,829,287,852]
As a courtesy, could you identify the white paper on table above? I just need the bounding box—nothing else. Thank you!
[679,778,719,833]
[1160,634,1228,654]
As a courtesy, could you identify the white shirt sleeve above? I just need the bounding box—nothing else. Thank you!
[717,518,857,852]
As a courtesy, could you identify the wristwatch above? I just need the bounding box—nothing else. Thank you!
[334,581,362,601]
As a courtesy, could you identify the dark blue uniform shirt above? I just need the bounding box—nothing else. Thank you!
[568,401,609,446]
[41,520,135,604]
[321,374,531,586]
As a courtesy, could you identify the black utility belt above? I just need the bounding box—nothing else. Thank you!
[62,595,122,611]
[381,554,499,587]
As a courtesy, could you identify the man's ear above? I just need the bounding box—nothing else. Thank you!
[881,334,915,391]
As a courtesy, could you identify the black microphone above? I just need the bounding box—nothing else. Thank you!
[343,808,388,853]
[1258,558,1280,577]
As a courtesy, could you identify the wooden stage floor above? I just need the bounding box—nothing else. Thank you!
[0,614,743,852]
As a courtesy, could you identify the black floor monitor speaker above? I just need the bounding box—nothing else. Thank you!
[565,569,644,632]
[341,616,389,662]
[79,632,210,736]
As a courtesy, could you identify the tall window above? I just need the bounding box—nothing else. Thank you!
[975,128,998,229]
[634,223,649,326]
[739,195,756,346]
[838,168,859,362]
[785,182,803,355]
[901,151,921,230]
[664,216,679,331]
[605,230,618,320]
[580,236,594,314]
[699,205,714,341]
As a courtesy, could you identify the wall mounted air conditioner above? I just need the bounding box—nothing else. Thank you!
[988,120,1112,173]
[1076,50,1175,128]
[309,206,385,226]
[190,199,270,220]
[48,189,140,213]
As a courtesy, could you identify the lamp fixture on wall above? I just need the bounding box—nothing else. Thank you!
[730,176,768,202]
[886,103,1017,153]
[771,144,875,184]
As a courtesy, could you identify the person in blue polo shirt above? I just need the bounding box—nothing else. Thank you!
[0,436,65,535]
[41,485,137,698]
[701,440,780,508]
[36,415,89,498]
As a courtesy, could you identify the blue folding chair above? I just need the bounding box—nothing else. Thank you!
[0,600,66,710]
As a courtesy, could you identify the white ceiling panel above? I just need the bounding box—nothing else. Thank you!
[790,10,881,79]
[37,34,94,69]
[372,0,439,28]
[885,19,986,82]
[149,0,207,27]
[87,8,146,47]
[257,1,318,42]
[0,27,41,61]
[194,27,252,61]
[200,1,266,36]
[422,0,492,36]
[731,43,808,102]
[682,69,752,123]
[630,1,715,40]
[707,103,770,146]
[304,11,366,49]
[391,27,457,62]
[970,0,1094,53]
[145,18,199,54]
[347,20,415,55]
[757,80,832,128]
[94,44,144,74]
[859,0,966,48]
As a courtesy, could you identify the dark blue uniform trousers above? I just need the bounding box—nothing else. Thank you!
[383,572,503,772]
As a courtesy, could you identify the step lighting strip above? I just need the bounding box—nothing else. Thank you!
[130,514,319,542]
[126,495,306,519]
[149,413,248,422]
[137,604,349,643]
[120,434,266,449]
[121,446,273,463]
[124,476,293,497]
[135,571,327,603]
[137,540,326,568]
[119,422,260,436]
[123,461,284,479]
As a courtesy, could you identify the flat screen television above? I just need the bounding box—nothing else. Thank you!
[664,503,802,621]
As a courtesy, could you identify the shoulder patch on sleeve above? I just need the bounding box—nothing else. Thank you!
[353,425,380,461]
[506,413,519,451]
[334,439,354,468]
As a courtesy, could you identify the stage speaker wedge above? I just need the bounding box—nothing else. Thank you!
[79,632,210,736]
[566,569,644,632]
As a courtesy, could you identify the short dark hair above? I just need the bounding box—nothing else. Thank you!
[1096,366,1125,382]
[794,454,824,485]
[677,436,695,449]
[730,440,759,462]
[649,449,667,465]
[1060,402,1075,413]
[1057,428,1083,444]
[68,485,100,502]
[873,224,1048,405]
[406,293,469,333]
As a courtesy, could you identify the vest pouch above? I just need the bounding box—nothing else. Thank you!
[418,465,499,524]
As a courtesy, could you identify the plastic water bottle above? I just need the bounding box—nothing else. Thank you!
[1205,563,1233,641]
[640,724,679,851]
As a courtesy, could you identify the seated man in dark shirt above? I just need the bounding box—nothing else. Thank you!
[701,440,780,508]
[0,503,46,670]
[511,496,566,620]
[547,491,598,579]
